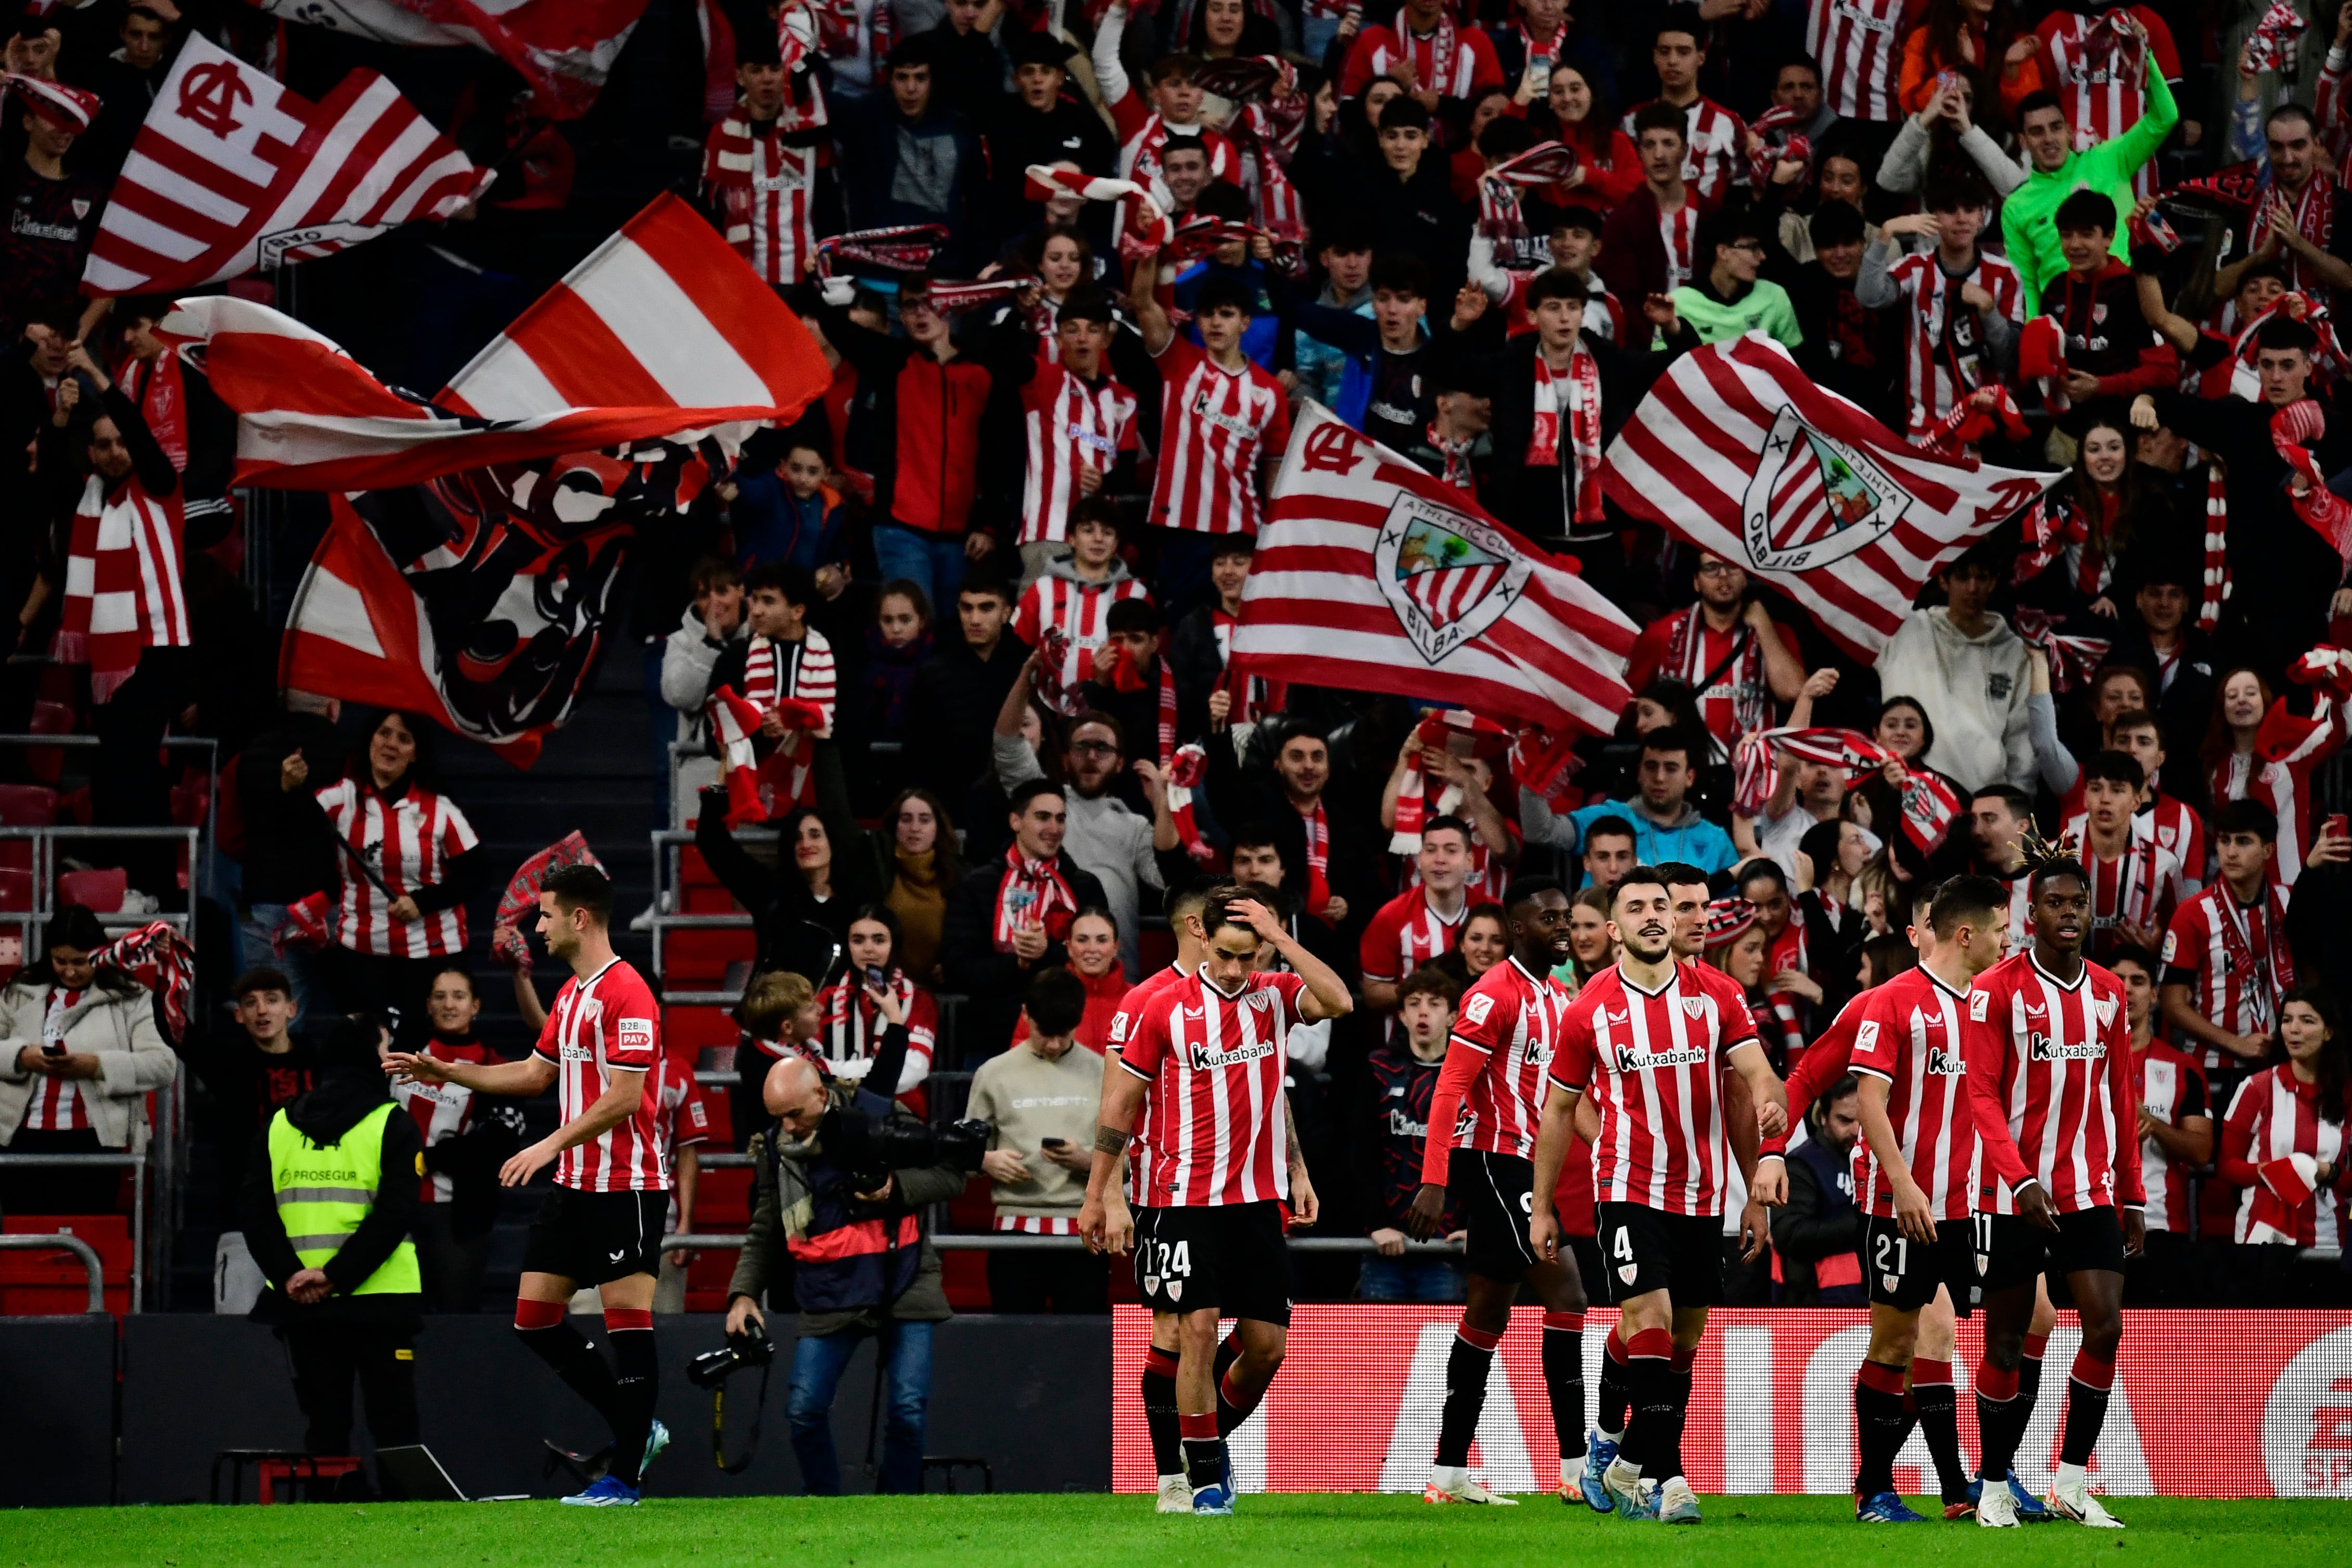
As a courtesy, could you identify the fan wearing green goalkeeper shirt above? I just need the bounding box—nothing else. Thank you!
[2000,12,2177,316]
[1642,206,1803,354]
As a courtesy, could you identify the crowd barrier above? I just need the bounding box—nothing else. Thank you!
[1110,1305,2352,1499]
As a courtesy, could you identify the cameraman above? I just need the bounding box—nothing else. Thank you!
[722,988,970,1494]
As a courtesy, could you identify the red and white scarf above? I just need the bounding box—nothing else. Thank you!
[2249,1148,2322,1245]
[1478,141,1579,242]
[2275,398,2352,569]
[2010,607,2113,694]
[707,681,825,824]
[1299,798,1332,916]
[1528,347,1604,526]
[1212,607,1287,723]
[56,472,188,704]
[117,350,186,473]
[1731,726,1885,815]
[1110,641,1217,863]
[1425,419,1478,490]
[813,223,949,280]
[1394,6,1459,96]
[994,847,1080,951]
[1664,603,1770,744]
[1913,384,2029,457]
[741,635,827,809]
[89,920,192,1044]
[2245,0,2309,75]
[2219,874,2296,1030]
[820,967,918,1062]
[1744,105,1812,190]
[1391,709,1508,852]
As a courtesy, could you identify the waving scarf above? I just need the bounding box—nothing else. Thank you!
[2010,607,2113,694]
[994,847,1079,951]
[1528,346,1605,525]
[814,223,950,279]
[90,921,192,1045]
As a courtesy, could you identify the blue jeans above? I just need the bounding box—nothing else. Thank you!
[871,524,970,611]
[236,903,319,1022]
[786,1319,934,1494]
[1355,1255,1468,1302]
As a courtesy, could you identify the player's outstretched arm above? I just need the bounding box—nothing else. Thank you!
[387,1050,555,1098]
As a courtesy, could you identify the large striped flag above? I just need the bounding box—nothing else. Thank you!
[1233,402,1639,737]
[81,33,489,296]
[157,192,831,489]
[1603,333,2059,661]
[246,0,652,120]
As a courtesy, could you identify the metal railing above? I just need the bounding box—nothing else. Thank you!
[0,1231,108,1312]
[0,1152,144,1310]
[663,1231,1463,1255]
[0,826,205,944]
[0,733,220,901]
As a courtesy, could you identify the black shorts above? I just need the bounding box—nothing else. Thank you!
[1976,1206,2128,1294]
[1594,1201,1721,1306]
[1133,1201,1292,1325]
[1863,1215,1981,1316]
[1454,1150,1540,1282]
[520,1187,669,1287]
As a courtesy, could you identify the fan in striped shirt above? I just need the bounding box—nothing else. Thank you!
[2075,751,2182,965]
[2159,799,2291,1079]
[1128,261,1291,542]
[987,289,1141,559]
[1619,20,1751,204]
[704,564,837,812]
[1011,503,1154,692]
[700,33,829,287]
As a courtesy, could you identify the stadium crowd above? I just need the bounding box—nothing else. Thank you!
[7,0,2352,1363]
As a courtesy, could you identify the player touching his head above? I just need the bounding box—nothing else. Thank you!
[1963,849,2145,1528]
[1410,878,1592,1506]
[1079,889,1351,1515]
[385,865,670,1506]
[1845,875,2012,1523]
[1529,867,1788,1525]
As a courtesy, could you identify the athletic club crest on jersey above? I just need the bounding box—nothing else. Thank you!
[1681,997,1706,1018]
[1738,406,1917,572]
[1374,494,1533,664]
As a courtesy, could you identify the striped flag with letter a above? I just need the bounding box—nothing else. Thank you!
[155,192,831,490]
[1602,333,2057,661]
[82,33,489,296]
[1232,401,1638,737]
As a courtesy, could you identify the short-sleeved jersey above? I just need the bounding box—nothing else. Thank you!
[1359,886,1468,987]
[1013,574,1154,690]
[2160,882,2291,1071]
[531,958,668,1193]
[391,1037,495,1202]
[1429,955,1569,1175]
[1963,951,2144,1215]
[1850,966,1979,1221]
[702,111,821,285]
[1016,364,1141,546]
[1762,987,1876,1157]
[1549,961,1761,1217]
[2135,1039,2208,1233]
[1118,968,1308,1207]
[1884,247,2024,436]
[315,779,480,958]
[1107,962,1190,1205]
[1146,335,1289,536]
[1807,0,1913,121]
[652,1051,713,1231]
[1619,97,1749,203]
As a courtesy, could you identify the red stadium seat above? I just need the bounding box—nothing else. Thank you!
[56,868,126,913]
[0,1215,132,1316]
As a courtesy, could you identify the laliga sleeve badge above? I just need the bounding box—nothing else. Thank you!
[1969,990,1990,1022]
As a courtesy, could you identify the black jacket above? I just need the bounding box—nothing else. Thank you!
[1774,1132,1864,1305]
[940,852,1110,1062]
[233,712,346,904]
[1320,154,1472,298]
[696,751,878,985]
[907,633,1028,804]
[240,1070,424,1328]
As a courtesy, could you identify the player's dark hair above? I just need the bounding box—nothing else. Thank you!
[2026,853,2089,900]
[1928,874,2007,937]
[2054,187,2117,236]
[2082,749,2145,794]
[2215,797,2281,845]
[1505,875,1564,912]
[1026,966,1089,1037]
[1611,864,1671,909]
[1525,266,1591,312]
[1583,814,1637,850]
[542,864,615,926]
[1165,876,1230,924]
[1202,887,1265,941]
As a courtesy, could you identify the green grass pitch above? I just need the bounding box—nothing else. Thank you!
[8,1494,2352,1566]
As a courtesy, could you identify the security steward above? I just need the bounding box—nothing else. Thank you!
[240,1013,425,1481]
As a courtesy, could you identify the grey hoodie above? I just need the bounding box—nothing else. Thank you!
[1875,606,2035,793]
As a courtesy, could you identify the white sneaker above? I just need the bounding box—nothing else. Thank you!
[1657,1477,1701,1525]
[1424,1465,1519,1505]
[2046,1484,2124,1528]
[1977,1482,2020,1528]
[1602,1457,1646,1515]
[1156,1474,1191,1514]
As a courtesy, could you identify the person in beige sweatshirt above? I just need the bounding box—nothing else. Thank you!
[966,967,1107,1311]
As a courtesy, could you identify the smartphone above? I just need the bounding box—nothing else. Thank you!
[1041,1137,1069,1149]
[2329,814,2348,839]
[864,964,888,989]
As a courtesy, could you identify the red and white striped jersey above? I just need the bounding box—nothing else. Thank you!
[1012,573,1153,689]
[742,630,836,734]
[1117,968,1308,1207]
[1659,202,1701,293]
[1107,961,1192,1206]
[391,1036,495,1202]
[1885,248,2023,435]
[2036,7,2181,200]
[2162,883,2293,1072]
[1624,606,1794,757]
[1432,955,1569,1171]
[2135,1038,2208,1233]
[701,110,821,285]
[531,958,668,1194]
[1963,951,2144,1214]
[20,986,88,1131]
[1339,14,1505,101]
[1115,114,1239,185]
[1808,0,1912,120]
[2059,789,2206,885]
[1018,365,1141,546]
[812,974,938,1089]
[1358,885,1469,986]
[1146,336,1289,536]
[1621,98,1749,203]
[1851,966,1979,1221]
[1996,870,2035,951]
[2080,835,2182,963]
[1550,960,1762,1217]
[2224,1065,2346,1249]
[1762,985,1876,1156]
[2214,749,2322,884]
[314,779,480,958]
[651,1051,711,1232]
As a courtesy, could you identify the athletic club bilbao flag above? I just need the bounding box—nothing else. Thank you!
[1234,403,1640,736]
[1603,333,2058,661]
[157,192,830,489]
[81,33,489,296]
[246,0,651,120]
